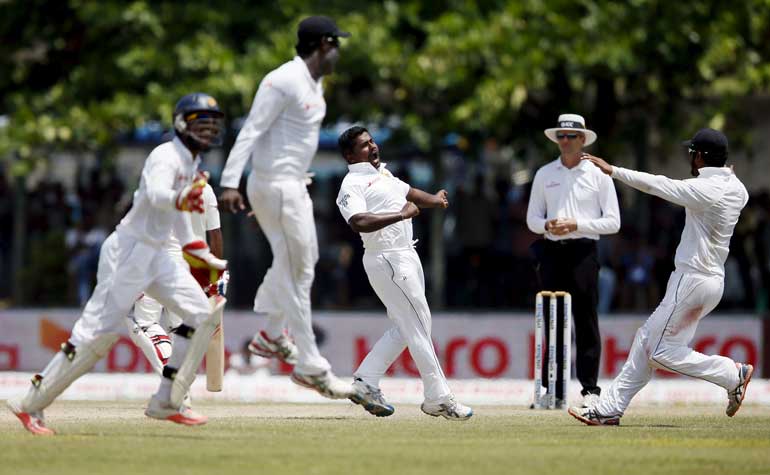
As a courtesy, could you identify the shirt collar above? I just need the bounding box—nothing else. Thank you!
[697,166,732,178]
[555,156,589,172]
[172,136,200,166]
[348,161,387,175]
[293,56,322,86]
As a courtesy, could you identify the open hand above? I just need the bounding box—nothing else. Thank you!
[581,154,613,176]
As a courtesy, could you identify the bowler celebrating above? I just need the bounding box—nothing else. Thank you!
[336,126,473,421]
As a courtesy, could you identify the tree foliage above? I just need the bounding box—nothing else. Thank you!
[1,0,769,174]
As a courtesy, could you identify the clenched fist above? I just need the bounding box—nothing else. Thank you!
[400,202,420,220]
[435,189,449,208]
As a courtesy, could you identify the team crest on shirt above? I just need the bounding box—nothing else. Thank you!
[338,193,350,208]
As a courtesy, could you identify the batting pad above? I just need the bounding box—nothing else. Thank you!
[126,319,168,375]
[169,296,226,407]
[21,334,119,412]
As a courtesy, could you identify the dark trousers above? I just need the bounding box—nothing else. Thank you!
[531,238,601,397]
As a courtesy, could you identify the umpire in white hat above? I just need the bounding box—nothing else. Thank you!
[526,113,620,408]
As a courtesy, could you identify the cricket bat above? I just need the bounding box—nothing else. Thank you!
[205,295,225,392]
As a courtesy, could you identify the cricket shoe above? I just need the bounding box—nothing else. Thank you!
[568,406,620,426]
[581,393,600,408]
[290,370,355,399]
[248,330,298,365]
[726,363,754,417]
[145,396,208,426]
[421,396,473,421]
[350,377,395,417]
[6,398,55,436]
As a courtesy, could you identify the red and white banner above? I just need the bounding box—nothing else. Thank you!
[0,309,763,378]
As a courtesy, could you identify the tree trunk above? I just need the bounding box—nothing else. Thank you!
[429,146,446,309]
[11,174,26,304]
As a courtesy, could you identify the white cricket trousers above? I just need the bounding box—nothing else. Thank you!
[70,231,211,347]
[246,174,329,374]
[355,248,452,403]
[596,269,740,416]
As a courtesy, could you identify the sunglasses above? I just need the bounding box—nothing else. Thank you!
[556,133,582,140]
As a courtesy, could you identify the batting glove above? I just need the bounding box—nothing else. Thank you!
[175,171,209,213]
[182,240,228,290]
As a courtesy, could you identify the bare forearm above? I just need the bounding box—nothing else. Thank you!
[207,229,224,258]
[406,188,442,208]
[349,212,405,233]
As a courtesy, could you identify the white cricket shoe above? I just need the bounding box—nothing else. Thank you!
[6,397,55,436]
[290,370,355,399]
[726,363,754,417]
[350,377,395,417]
[248,330,298,365]
[581,393,600,408]
[145,396,208,426]
[421,395,473,421]
[568,406,620,426]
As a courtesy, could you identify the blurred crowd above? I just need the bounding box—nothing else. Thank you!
[1,156,768,314]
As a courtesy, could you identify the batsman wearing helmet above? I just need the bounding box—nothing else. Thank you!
[6,93,228,435]
[126,179,225,375]
[218,16,353,399]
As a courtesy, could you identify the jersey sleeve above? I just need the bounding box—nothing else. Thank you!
[219,73,290,189]
[202,184,221,231]
[612,167,715,211]
[143,149,178,210]
[336,181,367,223]
[526,168,548,234]
[393,177,411,196]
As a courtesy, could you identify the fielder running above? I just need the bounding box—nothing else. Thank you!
[336,126,473,420]
[6,93,228,435]
[127,182,226,375]
[569,128,753,426]
[218,16,352,398]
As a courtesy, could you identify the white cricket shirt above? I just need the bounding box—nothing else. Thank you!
[117,137,200,247]
[336,162,414,252]
[220,56,326,186]
[526,157,620,240]
[611,166,748,277]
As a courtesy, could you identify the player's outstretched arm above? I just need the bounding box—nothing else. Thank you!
[406,188,449,209]
[582,154,711,211]
[348,202,420,233]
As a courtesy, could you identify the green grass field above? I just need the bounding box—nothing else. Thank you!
[2,401,769,475]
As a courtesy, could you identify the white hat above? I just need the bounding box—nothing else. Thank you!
[544,114,597,146]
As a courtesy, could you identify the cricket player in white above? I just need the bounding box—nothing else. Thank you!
[569,128,753,426]
[6,93,228,435]
[127,183,226,375]
[336,126,473,420]
[219,16,352,398]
